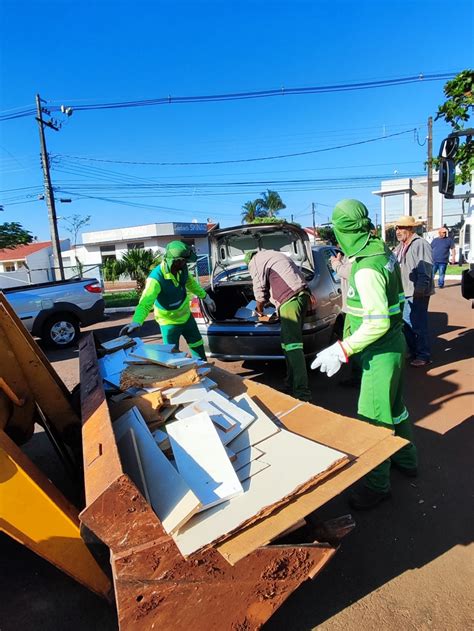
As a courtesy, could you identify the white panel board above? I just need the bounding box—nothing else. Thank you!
[228,394,280,453]
[98,349,127,380]
[172,429,346,556]
[117,427,151,503]
[237,458,270,483]
[232,446,264,471]
[176,400,237,433]
[129,347,196,368]
[113,408,201,533]
[168,384,209,405]
[167,412,243,511]
[204,391,256,445]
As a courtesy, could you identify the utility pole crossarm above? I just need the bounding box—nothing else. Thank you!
[36,93,64,281]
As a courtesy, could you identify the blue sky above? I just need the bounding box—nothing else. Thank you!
[0,0,472,241]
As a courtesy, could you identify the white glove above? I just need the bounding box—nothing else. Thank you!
[311,341,348,378]
[203,294,216,312]
[119,321,141,337]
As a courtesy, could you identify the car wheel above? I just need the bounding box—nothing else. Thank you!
[43,314,80,349]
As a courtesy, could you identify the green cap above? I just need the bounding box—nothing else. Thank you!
[165,240,197,263]
[244,250,257,266]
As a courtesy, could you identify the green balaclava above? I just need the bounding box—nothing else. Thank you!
[332,199,384,258]
[164,240,197,265]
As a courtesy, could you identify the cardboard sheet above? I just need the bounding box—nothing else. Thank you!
[113,408,201,533]
[167,412,243,511]
[172,428,347,556]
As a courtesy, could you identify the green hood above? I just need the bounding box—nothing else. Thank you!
[164,240,197,264]
[332,199,384,258]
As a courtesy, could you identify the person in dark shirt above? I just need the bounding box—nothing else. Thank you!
[430,227,456,288]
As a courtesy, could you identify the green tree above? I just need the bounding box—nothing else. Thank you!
[0,222,34,249]
[250,216,286,225]
[317,226,337,245]
[108,248,162,294]
[435,69,474,184]
[241,200,263,223]
[256,190,286,217]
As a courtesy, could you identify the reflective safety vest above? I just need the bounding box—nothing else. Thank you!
[345,251,405,350]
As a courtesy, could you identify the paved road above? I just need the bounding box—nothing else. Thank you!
[1,282,472,630]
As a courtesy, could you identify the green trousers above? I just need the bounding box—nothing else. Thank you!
[159,314,207,361]
[357,336,417,492]
[280,292,311,402]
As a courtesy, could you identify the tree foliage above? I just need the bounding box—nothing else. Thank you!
[435,69,474,185]
[256,190,286,217]
[241,190,287,223]
[103,248,162,294]
[0,222,34,249]
[317,226,337,245]
[60,214,91,247]
[241,200,263,223]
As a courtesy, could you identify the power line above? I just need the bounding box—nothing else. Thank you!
[57,128,416,167]
[0,72,456,121]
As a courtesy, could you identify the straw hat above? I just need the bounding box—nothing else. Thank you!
[390,215,422,228]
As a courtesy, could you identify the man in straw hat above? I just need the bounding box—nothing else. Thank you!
[311,199,417,510]
[393,216,434,367]
[120,240,216,359]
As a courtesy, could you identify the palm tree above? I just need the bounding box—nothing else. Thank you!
[241,200,262,223]
[256,190,286,217]
[111,248,162,294]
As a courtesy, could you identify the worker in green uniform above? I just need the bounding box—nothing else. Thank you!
[311,199,418,510]
[120,241,215,360]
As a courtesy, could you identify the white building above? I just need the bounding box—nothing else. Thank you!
[0,240,70,288]
[373,175,466,239]
[66,221,212,269]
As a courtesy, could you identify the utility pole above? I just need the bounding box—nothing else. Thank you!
[427,116,433,232]
[36,93,64,280]
[312,202,317,244]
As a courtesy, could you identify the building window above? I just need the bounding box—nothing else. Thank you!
[384,194,406,224]
[4,263,16,272]
[127,242,145,250]
[100,244,116,263]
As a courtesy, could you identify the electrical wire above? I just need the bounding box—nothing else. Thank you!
[0,72,456,121]
[57,128,416,166]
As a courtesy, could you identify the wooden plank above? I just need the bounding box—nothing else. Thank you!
[113,407,202,534]
[101,336,136,352]
[172,429,348,557]
[204,391,256,445]
[167,412,243,511]
[120,364,200,391]
[108,389,164,423]
[117,428,151,504]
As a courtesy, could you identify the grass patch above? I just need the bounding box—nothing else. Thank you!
[444,265,467,275]
[104,290,139,307]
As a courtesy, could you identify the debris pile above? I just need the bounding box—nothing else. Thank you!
[98,336,348,556]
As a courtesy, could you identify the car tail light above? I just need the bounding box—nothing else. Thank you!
[190,296,204,319]
[307,294,317,315]
[84,282,102,294]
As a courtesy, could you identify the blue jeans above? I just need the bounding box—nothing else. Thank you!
[403,297,431,361]
[433,262,447,287]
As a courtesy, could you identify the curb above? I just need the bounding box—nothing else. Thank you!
[105,306,137,314]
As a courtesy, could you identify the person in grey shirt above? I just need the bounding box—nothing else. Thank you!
[393,216,434,367]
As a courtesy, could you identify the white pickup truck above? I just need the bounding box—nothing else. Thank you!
[2,278,105,348]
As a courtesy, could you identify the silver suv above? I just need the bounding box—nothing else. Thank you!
[191,223,343,361]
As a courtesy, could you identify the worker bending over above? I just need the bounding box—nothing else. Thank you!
[245,249,312,402]
[120,241,215,360]
[311,199,417,510]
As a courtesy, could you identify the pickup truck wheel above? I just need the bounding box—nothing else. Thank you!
[43,315,80,349]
